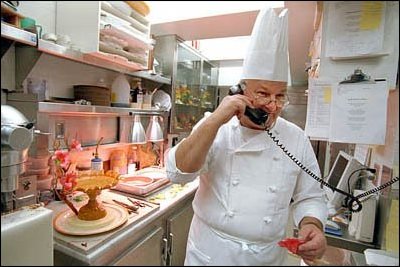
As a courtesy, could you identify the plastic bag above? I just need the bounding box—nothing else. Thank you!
[278,238,305,254]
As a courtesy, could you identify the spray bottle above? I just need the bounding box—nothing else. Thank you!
[91,137,104,171]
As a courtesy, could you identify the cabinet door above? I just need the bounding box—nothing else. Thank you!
[113,226,164,266]
[167,202,194,266]
[173,43,203,133]
[200,60,218,112]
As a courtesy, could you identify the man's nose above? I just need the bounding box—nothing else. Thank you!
[264,97,278,112]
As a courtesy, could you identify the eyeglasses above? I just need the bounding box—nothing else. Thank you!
[254,93,289,108]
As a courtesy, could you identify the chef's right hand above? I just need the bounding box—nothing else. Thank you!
[209,94,253,126]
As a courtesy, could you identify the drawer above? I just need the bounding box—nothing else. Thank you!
[15,194,37,209]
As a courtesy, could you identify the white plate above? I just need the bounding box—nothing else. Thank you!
[53,203,128,236]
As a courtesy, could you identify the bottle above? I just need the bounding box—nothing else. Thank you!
[127,145,140,174]
[130,80,139,104]
[136,81,144,109]
[143,90,152,109]
[91,153,103,171]
[91,137,103,171]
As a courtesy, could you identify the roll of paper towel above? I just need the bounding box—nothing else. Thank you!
[1,206,53,266]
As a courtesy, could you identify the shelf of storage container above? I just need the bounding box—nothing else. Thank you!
[36,39,171,85]
[39,102,167,116]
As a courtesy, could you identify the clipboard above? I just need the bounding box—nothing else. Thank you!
[339,68,387,84]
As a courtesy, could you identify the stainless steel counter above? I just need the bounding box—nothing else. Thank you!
[325,224,380,253]
[47,179,199,265]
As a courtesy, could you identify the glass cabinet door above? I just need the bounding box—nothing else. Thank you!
[200,60,218,110]
[173,44,201,132]
[171,42,218,134]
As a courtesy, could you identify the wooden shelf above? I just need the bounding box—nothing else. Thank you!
[36,39,171,85]
[1,22,36,46]
[1,2,24,27]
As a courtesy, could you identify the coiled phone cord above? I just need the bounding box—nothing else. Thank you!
[265,129,399,212]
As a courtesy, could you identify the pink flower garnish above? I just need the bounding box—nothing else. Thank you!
[52,150,70,169]
[70,139,82,152]
[60,172,77,192]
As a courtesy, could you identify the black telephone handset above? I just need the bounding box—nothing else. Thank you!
[229,84,269,126]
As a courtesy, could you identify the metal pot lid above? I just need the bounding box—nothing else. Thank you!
[1,105,29,126]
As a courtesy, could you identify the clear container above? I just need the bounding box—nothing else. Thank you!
[28,156,50,169]
[110,150,127,174]
[25,166,50,176]
[27,77,48,101]
[143,90,152,109]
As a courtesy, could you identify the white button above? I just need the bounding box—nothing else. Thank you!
[269,186,277,193]
[273,156,280,161]
[228,211,235,218]
[263,217,272,224]
[232,180,239,186]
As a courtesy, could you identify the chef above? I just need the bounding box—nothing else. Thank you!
[166,7,328,266]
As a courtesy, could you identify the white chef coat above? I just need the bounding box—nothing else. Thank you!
[166,114,328,265]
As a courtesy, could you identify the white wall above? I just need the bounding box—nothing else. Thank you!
[26,54,129,99]
[1,46,16,103]
[18,1,57,36]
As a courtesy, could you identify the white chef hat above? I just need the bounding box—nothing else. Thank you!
[241,8,289,82]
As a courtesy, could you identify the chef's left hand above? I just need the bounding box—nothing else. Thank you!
[297,224,327,265]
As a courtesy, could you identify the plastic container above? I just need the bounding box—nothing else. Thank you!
[110,150,127,174]
[143,90,152,109]
[27,77,47,101]
[111,74,130,107]
[25,167,50,176]
[28,156,50,169]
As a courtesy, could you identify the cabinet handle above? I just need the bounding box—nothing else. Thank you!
[168,233,174,265]
[162,237,168,266]
[22,180,31,190]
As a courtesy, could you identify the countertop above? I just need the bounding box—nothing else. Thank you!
[47,179,199,265]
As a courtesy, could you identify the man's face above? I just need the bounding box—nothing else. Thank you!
[241,79,288,130]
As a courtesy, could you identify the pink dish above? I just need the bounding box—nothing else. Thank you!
[120,176,154,186]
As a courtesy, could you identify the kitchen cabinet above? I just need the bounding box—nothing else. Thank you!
[154,35,219,135]
[1,5,171,152]
[55,1,152,71]
[166,201,194,265]
[113,226,165,266]
[112,197,194,266]
[1,2,170,89]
